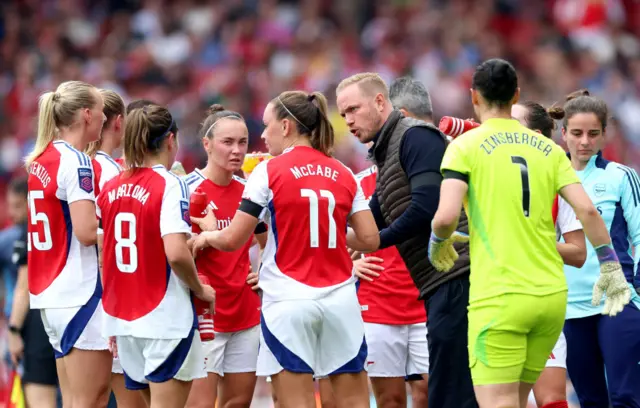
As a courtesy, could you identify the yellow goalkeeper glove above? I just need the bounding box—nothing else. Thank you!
[428,231,469,272]
[592,244,631,317]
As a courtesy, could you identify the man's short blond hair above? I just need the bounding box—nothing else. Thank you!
[336,73,389,99]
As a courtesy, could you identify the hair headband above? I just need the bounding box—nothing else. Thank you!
[204,114,243,138]
[149,118,175,149]
[278,96,311,133]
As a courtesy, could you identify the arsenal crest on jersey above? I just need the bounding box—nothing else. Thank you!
[77,168,93,193]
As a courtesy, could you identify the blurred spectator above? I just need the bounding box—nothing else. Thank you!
[0,177,26,322]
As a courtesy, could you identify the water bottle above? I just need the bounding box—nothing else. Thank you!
[195,274,215,342]
[190,190,208,234]
[438,116,480,138]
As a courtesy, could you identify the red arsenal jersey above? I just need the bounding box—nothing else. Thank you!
[185,170,261,333]
[27,141,99,309]
[98,165,195,339]
[241,146,369,302]
[355,166,426,325]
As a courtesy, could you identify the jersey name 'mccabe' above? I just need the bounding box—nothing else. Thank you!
[241,146,369,302]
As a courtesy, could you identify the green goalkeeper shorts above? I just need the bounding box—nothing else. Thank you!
[467,291,567,385]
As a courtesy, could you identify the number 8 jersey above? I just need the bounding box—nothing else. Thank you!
[27,141,99,309]
[97,165,195,339]
[241,146,369,302]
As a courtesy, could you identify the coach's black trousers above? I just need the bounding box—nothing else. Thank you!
[425,274,478,408]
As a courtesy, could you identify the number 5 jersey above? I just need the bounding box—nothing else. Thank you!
[27,141,99,309]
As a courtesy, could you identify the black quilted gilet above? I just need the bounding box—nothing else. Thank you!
[371,110,470,299]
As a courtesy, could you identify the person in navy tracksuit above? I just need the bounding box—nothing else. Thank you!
[560,90,640,407]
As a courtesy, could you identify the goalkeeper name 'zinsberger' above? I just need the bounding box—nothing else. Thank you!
[427,58,631,407]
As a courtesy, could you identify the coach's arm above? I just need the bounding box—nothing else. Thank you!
[373,128,446,249]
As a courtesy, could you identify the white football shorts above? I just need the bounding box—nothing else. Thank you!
[545,331,567,369]
[364,322,429,377]
[257,284,366,378]
[112,356,123,374]
[117,327,206,390]
[39,294,109,358]
[203,325,259,375]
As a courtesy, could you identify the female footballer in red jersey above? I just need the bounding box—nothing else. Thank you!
[87,89,125,194]
[97,105,215,408]
[192,90,380,408]
[353,165,430,408]
[25,81,112,408]
[86,90,148,408]
[184,105,267,408]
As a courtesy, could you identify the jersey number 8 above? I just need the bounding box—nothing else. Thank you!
[27,190,53,251]
[114,212,138,273]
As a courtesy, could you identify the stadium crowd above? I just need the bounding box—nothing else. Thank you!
[2,0,640,223]
[1,1,640,408]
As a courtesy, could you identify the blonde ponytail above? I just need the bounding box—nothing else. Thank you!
[86,89,126,157]
[25,92,58,168]
[25,81,99,168]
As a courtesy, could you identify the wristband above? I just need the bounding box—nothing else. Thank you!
[8,325,20,334]
[595,244,619,264]
[430,220,449,242]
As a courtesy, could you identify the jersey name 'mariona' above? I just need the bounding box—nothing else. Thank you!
[479,131,553,157]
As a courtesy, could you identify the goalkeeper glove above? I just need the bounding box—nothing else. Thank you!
[592,244,631,317]
[428,230,469,272]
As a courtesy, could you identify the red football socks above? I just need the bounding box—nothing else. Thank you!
[541,401,569,408]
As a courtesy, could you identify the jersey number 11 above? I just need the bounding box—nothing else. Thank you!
[301,189,337,249]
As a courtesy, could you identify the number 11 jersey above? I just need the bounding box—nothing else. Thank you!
[241,146,369,302]
[97,165,195,339]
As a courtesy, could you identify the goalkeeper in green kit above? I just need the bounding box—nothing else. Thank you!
[426,58,631,408]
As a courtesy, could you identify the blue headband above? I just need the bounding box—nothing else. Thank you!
[149,118,175,149]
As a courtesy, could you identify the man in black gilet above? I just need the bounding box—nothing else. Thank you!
[337,74,476,408]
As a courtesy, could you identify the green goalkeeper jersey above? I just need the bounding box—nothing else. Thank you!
[441,118,580,303]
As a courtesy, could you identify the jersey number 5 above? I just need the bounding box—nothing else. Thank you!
[115,212,138,273]
[27,190,53,251]
[511,156,531,217]
[301,189,337,248]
